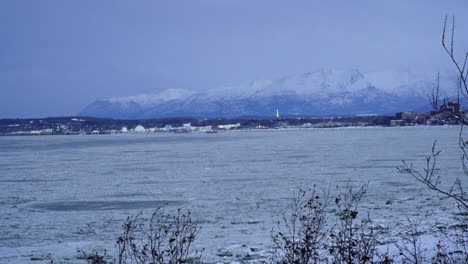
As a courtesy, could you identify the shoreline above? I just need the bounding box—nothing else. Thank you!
[0,124,460,137]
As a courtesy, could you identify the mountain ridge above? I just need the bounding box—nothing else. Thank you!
[79,68,457,119]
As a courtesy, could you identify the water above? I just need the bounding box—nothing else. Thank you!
[0,127,465,262]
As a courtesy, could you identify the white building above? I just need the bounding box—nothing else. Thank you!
[196,126,213,132]
[134,125,146,133]
[217,123,241,130]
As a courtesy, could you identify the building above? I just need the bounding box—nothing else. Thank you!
[390,120,405,126]
[396,112,417,122]
[415,113,430,125]
[134,125,146,133]
[440,101,460,115]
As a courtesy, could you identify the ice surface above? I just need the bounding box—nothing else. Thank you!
[0,127,466,262]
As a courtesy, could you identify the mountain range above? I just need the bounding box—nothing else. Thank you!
[79,69,457,119]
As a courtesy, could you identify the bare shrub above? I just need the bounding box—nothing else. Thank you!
[271,185,329,263]
[115,207,202,264]
[272,183,390,264]
[328,183,389,264]
[394,218,426,264]
[433,239,468,264]
[80,250,110,264]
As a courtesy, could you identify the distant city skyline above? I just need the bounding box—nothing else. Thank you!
[1,0,468,118]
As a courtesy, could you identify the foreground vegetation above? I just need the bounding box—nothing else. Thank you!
[77,180,465,264]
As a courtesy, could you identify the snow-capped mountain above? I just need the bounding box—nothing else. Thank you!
[78,69,457,119]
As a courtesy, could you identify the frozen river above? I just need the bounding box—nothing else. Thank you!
[0,127,465,262]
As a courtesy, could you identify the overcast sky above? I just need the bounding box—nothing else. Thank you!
[1,0,467,118]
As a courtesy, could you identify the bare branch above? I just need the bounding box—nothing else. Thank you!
[442,15,468,95]
[398,141,468,210]
[428,73,441,110]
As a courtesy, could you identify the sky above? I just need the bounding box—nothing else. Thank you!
[1,0,468,118]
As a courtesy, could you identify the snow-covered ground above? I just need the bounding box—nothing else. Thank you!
[0,127,465,263]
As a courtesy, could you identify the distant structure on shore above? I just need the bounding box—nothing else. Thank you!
[391,101,462,126]
[134,125,145,133]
